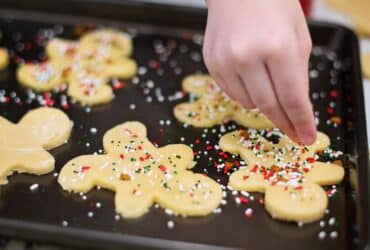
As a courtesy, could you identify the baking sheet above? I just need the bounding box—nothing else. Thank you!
[0,3,368,250]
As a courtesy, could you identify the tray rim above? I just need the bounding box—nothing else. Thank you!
[0,2,368,250]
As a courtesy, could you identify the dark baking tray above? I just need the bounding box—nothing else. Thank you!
[0,1,368,249]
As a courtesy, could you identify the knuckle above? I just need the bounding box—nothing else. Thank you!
[254,96,276,114]
[229,42,254,66]
[265,37,286,59]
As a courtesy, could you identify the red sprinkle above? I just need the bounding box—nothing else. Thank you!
[259,197,264,205]
[329,90,339,98]
[239,196,249,204]
[81,166,91,172]
[112,81,126,91]
[251,164,259,173]
[307,157,315,163]
[327,107,334,115]
[159,165,167,173]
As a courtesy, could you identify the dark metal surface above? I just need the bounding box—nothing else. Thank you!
[0,2,368,250]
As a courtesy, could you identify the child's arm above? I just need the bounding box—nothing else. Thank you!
[203,0,316,145]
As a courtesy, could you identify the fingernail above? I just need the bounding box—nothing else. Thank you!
[301,132,316,145]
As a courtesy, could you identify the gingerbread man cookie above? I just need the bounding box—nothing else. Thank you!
[17,61,68,92]
[174,74,274,128]
[17,29,137,106]
[219,129,344,223]
[0,48,9,70]
[0,107,72,185]
[58,121,222,218]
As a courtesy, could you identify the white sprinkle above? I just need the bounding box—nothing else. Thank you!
[90,127,98,134]
[320,220,326,228]
[114,214,120,221]
[85,107,91,113]
[298,222,304,227]
[132,77,140,84]
[29,183,39,191]
[96,202,102,208]
[53,172,59,177]
[330,231,338,239]
[318,231,326,239]
[165,208,173,215]
[167,220,175,229]
[87,211,94,218]
[130,104,136,110]
[138,66,147,75]
[328,217,336,226]
[213,207,222,214]
[165,120,171,125]
[309,69,319,79]
[85,142,90,147]
[61,220,68,227]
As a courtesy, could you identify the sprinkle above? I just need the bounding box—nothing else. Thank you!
[61,220,69,227]
[90,127,98,134]
[320,221,326,227]
[239,196,249,204]
[130,104,136,110]
[330,231,338,239]
[167,220,175,229]
[318,231,326,239]
[328,217,336,226]
[87,211,94,218]
[244,208,253,218]
[81,166,91,173]
[29,183,39,191]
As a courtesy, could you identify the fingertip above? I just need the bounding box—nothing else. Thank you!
[298,126,317,145]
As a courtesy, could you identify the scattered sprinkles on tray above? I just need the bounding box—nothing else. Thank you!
[0,17,348,245]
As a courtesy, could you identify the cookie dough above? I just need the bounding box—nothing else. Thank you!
[174,74,274,128]
[17,61,68,92]
[58,121,222,218]
[46,38,78,68]
[17,28,137,105]
[362,53,370,79]
[0,48,9,70]
[79,29,133,58]
[67,70,113,106]
[0,107,72,185]
[219,129,344,223]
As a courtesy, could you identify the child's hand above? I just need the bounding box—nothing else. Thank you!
[203,0,316,145]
